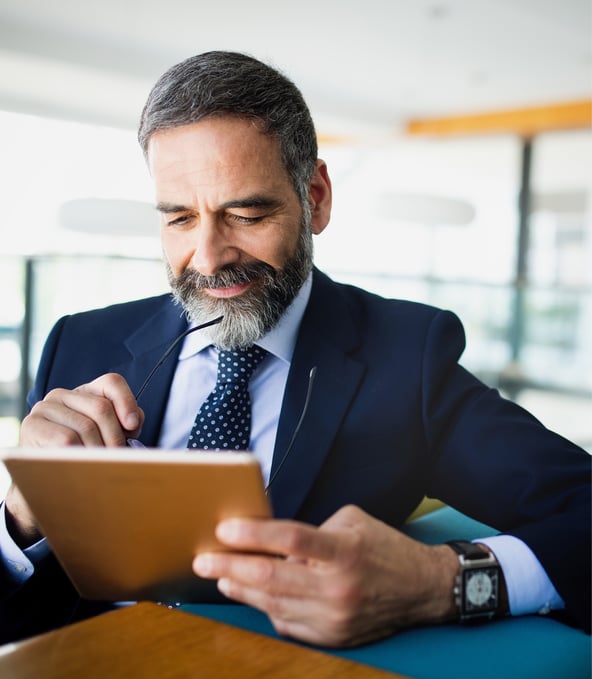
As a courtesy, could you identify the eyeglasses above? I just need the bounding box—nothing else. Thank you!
[134,315,224,401]
[126,314,316,493]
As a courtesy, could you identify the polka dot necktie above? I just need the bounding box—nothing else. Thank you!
[187,346,267,451]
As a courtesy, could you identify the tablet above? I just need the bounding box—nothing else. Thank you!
[1,447,271,603]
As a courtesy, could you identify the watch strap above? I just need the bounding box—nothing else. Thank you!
[447,540,491,561]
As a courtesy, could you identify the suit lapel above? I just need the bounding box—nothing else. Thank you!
[115,298,188,446]
[269,270,366,519]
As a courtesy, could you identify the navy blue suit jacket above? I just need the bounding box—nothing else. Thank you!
[2,269,590,640]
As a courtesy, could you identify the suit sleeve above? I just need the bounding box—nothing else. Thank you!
[421,310,591,632]
[26,315,69,410]
[0,315,83,643]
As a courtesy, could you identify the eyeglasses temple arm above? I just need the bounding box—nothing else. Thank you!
[266,366,317,494]
[134,315,223,401]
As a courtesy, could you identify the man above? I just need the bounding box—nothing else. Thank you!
[1,51,590,646]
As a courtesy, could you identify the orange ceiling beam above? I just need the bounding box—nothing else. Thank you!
[406,99,592,137]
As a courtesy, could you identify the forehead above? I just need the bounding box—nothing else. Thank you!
[146,117,292,200]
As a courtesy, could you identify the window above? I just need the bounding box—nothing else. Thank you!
[1,112,590,474]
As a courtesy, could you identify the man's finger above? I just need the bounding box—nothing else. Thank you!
[214,518,345,562]
[194,550,322,593]
[23,373,144,447]
[76,373,143,434]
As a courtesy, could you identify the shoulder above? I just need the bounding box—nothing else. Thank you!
[56,293,178,338]
[65,293,176,324]
[37,293,180,374]
[311,268,464,337]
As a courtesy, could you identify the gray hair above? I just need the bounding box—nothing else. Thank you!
[138,51,318,206]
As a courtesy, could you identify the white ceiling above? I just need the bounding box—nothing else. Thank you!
[0,0,590,138]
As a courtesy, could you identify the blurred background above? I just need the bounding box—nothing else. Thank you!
[0,1,590,496]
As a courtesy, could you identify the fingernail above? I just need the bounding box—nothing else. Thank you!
[216,519,241,542]
[125,413,140,430]
[193,554,213,576]
[217,578,231,596]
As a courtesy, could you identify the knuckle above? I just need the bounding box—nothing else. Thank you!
[327,575,362,610]
[27,401,44,417]
[50,428,82,447]
[251,557,277,587]
[264,593,287,619]
[101,372,125,387]
[340,504,366,524]
[280,527,308,555]
[42,387,68,402]
[76,417,99,438]
[91,397,114,418]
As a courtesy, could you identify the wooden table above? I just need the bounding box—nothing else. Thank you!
[3,508,588,678]
[0,602,406,678]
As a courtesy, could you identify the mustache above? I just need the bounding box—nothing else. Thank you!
[174,261,277,290]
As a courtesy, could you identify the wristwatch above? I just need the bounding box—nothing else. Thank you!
[447,540,501,622]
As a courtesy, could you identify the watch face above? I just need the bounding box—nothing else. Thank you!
[463,567,499,611]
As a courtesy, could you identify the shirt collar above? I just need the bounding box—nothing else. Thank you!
[178,273,312,364]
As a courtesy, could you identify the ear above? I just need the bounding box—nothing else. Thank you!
[308,160,332,235]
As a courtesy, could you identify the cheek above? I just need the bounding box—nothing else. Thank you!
[161,230,193,274]
[246,226,300,269]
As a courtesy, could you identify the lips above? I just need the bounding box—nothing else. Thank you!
[204,280,253,298]
[174,261,272,301]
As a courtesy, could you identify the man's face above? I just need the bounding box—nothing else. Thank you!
[146,117,330,349]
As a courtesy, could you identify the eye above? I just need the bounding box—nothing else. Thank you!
[226,212,264,225]
[165,214,192,227]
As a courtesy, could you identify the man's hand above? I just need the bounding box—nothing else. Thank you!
[19,373,143,448]
[7,373,143,547]
[193,505,459,647]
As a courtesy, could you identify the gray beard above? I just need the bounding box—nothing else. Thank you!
[166,224,313,350]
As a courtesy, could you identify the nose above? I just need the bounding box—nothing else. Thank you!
[190,219,240,276]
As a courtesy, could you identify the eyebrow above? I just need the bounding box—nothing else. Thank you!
[156,195,283,214]
[155,202,189,214]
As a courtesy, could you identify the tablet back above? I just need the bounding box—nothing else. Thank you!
[1,448,271,603]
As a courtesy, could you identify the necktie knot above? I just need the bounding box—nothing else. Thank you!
[216,346,267,387]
